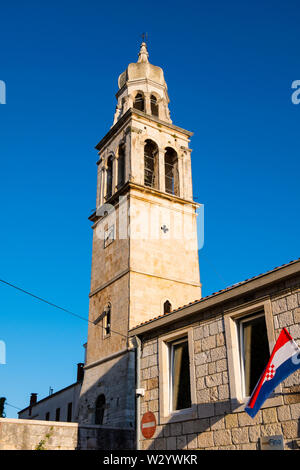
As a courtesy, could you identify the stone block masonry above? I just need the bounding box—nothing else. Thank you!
[133,264,300,450]
[0,418,78,450]
[0,418,134,450]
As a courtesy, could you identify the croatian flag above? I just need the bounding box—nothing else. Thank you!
[245,328,300,418]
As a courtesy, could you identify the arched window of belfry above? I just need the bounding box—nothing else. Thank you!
[118,143,125,187]
[133,93,144,112]
[106,156,113,199]
[150,95,159,117]
[164,147,179,196]
[95,394,105,425]
[164,300,172,314]
[144,140,159,189]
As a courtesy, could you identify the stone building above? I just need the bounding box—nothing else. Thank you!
[18,363,84,422]
[78,42,300,449]
[129,259,300,450]
[12,42,300,451]
[78,41,201,428]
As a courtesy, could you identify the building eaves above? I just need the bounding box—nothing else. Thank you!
[18,381,81,415]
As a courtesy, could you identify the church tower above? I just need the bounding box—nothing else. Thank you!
[78,42,201,428]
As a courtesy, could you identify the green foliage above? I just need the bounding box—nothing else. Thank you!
[35,426,54,450]
[35,439,46,450]
[0,397,6,418]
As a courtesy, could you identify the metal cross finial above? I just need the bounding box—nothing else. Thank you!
[141,32,148,43]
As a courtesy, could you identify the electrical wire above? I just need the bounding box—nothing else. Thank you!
[0,279,128,340]
[5,402,22,411]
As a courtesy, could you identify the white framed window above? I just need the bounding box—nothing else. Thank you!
[158,328,197,424]
[224,298,283,412]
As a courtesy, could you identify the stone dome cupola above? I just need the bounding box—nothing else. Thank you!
[113,42,172,125]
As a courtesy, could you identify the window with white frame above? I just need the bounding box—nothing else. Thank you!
[238,312,269,397]
[169,338,191,411]
[158,328,196,423]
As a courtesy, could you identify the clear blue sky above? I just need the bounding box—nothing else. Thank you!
[0,0,299,417]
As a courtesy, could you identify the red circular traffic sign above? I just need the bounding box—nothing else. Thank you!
[141,411,156,439]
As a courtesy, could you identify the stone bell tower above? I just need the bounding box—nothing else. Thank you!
[78,42,201,428]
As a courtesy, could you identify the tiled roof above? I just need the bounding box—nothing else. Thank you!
[131,258,300,330]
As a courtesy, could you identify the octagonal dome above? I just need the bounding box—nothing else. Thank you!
[118,42,167,89]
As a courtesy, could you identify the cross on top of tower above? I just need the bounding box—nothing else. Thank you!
[138,37,149,64]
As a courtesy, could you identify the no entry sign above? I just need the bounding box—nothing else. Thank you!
[141,411,156,439]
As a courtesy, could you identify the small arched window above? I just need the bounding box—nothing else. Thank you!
[95,394,105,425]
[106,156,113,199]
[165,147,179,196]
[133,93,144,112]
[164,300,172,314]
[118,143,125,187]
[150,95,159,117]
[144,140,159,189]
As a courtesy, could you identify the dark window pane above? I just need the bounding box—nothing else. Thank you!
[55,408,60,421]
[105,310,111,335]
[67,402,72,422]
[165,148,179,196]
[106,157,113,198]
[150,95,159,117]
[164,300,171,314]
[118,144,125,187]
[134,93,144,112]
[241,314,269,396]
[144,140,158,188]
[95,394,105,424]
[171,340,191,411]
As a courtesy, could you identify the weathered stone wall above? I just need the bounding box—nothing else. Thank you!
[139,277,300,450]
[78,350,136,428]
[78,424,134,450]
[0,418,78,450]
[81,110,201,428]
[129,189,201,329]
[0,418,135,450]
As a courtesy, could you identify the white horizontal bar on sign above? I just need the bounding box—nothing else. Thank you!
[142,421,156,429]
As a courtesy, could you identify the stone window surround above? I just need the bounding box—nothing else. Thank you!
[92,303,112,340]
[158,327,197,425]
[132,90,163,119]
[103,303,112,340]
[224,297,283,413]
[104,224,115,249]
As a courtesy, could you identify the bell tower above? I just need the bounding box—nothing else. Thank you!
[78,42,201,428]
